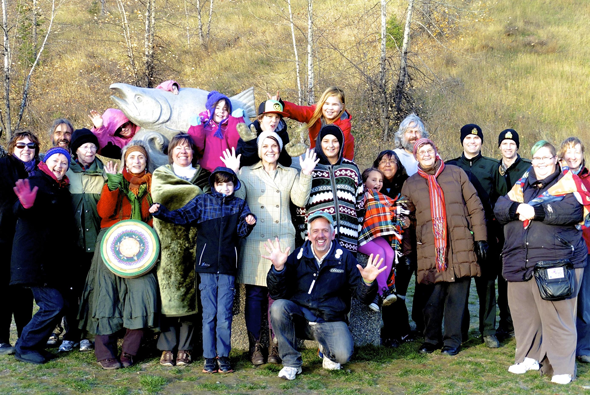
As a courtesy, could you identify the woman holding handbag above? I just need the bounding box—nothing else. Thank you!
[494,140,588,385]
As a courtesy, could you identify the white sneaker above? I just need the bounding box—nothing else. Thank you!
[508,357,540,374]
[79,339,93,352]
[368,302,380,312]
[278,366,302,380]
[551,374,572,385]
[58,340,79,353]
[322,356,341,370]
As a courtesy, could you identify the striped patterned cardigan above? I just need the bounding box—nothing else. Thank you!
[297,158,365,253]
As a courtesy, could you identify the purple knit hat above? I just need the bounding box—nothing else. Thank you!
[205,91,232,139]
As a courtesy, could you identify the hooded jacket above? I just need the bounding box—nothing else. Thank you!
[153,167,255,276]
[299,125,364,254]
[494,168,587,282]
[236,119,292,167]
[92,109,139,159]
[281,100,354,160]
[267,240,376,323]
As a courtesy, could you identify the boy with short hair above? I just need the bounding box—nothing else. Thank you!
[150,167,256,373]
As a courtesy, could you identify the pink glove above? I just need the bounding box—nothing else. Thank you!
[13,179,38,209]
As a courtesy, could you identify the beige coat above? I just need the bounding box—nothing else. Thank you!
[236,161,311,286]
[401,164,486,285]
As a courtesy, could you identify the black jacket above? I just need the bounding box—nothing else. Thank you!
[10,170,79,288]
[494,168,587,282]
[446,153,500,220]
[153,167,255,276]
[0,156,29,266]
[236,119,291,167]
[496,155,532,196]
[267,241,377,323]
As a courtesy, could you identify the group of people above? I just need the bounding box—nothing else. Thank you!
[0,84,589,386]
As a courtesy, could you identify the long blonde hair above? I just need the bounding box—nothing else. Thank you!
[307,87,346,129]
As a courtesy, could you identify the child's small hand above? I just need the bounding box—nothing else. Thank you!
[245,214,256,225]
[149,203,160,214]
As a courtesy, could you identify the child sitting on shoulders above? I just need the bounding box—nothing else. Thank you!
[359,168,411,312]
[149,167,256,374]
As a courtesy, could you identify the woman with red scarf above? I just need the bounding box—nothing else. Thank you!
[78,142,158,370]
[401,138,486,356]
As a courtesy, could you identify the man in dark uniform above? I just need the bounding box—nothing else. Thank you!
[494,129,531,340]
[446,124,498,348]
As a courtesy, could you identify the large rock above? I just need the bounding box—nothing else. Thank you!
[230,253,382,350]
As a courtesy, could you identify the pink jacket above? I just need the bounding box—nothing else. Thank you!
[92,109,139,156]
[156,80,179,93]
[187,110,244,173]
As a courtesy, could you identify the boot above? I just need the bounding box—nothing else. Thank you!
[248,332,265,366]
[267,338,281,364]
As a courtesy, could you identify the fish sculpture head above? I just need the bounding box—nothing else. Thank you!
[110,83,172,128]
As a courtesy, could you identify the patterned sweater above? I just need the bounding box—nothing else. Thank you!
[298,158,365,254]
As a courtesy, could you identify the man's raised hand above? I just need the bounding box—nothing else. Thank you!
[356,253,387,284]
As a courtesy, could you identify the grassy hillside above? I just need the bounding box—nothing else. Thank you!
[5,0,590,168]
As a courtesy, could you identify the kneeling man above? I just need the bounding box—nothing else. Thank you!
[264,211,385,380]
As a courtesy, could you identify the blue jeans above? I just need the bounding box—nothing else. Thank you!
[270,299,354,368]
[16,287,64,354]
[577,255,590,357]
[199,273,235,358]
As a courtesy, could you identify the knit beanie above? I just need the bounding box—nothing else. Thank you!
[498,129,519,148]
[257,130,284,159]
[70,128,99,158]
[44,147,71,169]
[460,124,484,144]
[258,100,286,117]
[413,138,437,158]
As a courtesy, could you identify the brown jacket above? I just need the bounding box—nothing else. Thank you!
[401,163,486,284]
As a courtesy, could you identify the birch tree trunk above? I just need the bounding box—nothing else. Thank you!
[306,0,314,105]
[2,0,12,139]
[380,0,389,141]
[206,0,213,42]
[32,0,38,59]
[17,0,56,129]
[116,0,139,83]
[394,0,414,116]
[144,0,156,87]
[196,0,204,45]
[287,0,302,105]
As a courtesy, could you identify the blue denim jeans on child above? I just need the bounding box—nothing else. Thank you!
[198,273,235,358]
[270,299,354,368]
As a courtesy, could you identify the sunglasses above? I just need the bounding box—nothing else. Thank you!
[15,142,37,149]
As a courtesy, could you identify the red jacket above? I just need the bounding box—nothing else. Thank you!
[579,166,590,249]
[97,182,153,228]
[282,101,354,160]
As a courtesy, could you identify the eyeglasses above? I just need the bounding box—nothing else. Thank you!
[79,145,97,152]
[15,142,36,149]
[532,156,554,163]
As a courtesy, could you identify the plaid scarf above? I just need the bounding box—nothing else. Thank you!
[359,190,403,254]
[417,158,447,272]
[508,167,590,229]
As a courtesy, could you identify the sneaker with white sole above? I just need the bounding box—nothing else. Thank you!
[46,333,59,346]
[508,357,540,374]
[551,374,572,385]
[79,339,93,352]
[58,340,79,353]
[278,366,302,380]
[322,356,341,370]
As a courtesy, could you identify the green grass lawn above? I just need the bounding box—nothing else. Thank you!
[2,279,590,394]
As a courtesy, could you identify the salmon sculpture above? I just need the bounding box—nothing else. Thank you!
[109,83,256,170]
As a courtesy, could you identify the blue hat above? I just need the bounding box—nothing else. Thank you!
[43,147,71,169]
[307,211,334,225]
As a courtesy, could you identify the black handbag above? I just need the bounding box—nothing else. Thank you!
[533,260,575,301]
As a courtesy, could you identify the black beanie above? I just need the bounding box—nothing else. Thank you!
[460,124,483,144]
[70,128,99,157]
[498,129,520,148]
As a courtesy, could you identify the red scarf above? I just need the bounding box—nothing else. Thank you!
[417,158,447,272]
[38,161,70,188]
